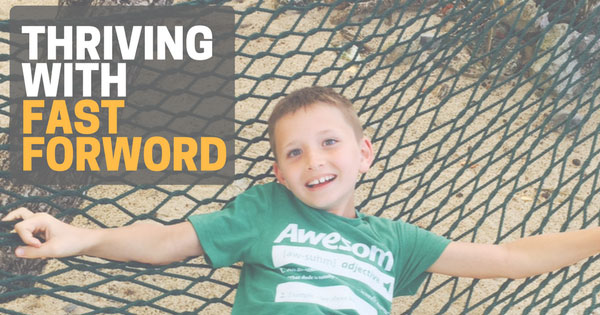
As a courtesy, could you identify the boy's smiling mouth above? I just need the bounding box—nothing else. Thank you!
[305,175,336,188]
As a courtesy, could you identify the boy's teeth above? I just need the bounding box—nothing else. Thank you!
[308,175,334,186]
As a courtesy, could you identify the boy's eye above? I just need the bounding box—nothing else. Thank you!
[287,149,301,158]
[323,139,337,146]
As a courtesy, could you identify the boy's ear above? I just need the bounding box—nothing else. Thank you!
[273,162,287,186]
[359,137,374,173]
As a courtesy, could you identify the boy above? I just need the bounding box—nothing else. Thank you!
[2,86,600,314]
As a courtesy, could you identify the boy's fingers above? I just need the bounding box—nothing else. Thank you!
[13,224,43,248]
[15,245,50,259]
[13,215,48,248]
[1,207,34,221]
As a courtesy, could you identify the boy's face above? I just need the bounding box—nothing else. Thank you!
[272,102,373,218]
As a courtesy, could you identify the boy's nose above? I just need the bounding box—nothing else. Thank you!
[305,148,324,170]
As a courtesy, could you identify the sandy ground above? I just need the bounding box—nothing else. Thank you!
[1,0,599,314]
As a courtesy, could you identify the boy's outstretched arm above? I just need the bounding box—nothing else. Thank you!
[427,227,600,279]
[1,208,203,265]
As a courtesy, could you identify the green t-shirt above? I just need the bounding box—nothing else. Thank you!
[188,183,450,315]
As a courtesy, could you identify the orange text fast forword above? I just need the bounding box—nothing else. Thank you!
[21,99,226,172]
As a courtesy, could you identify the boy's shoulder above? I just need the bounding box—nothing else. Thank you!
[244,181,282,193]
[229,182,296,214]
[240,182,394,221]
[238,181,289,202]
[238,183,431,234]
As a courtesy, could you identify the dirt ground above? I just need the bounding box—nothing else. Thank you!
[1,0,599,314]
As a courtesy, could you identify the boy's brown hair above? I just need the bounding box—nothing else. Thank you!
[267,86,363,160]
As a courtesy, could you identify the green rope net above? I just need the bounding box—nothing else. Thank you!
[1,0,600,313]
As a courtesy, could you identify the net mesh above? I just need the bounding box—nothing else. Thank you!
[1,0,600,313]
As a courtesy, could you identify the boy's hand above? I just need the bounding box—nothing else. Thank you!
[3,207,204,264]
[2,207,86,259]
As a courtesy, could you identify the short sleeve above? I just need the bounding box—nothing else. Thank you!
[393,222,451,296]
[187,186,270,268]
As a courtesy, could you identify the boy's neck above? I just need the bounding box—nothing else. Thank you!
[325,205,358,219]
